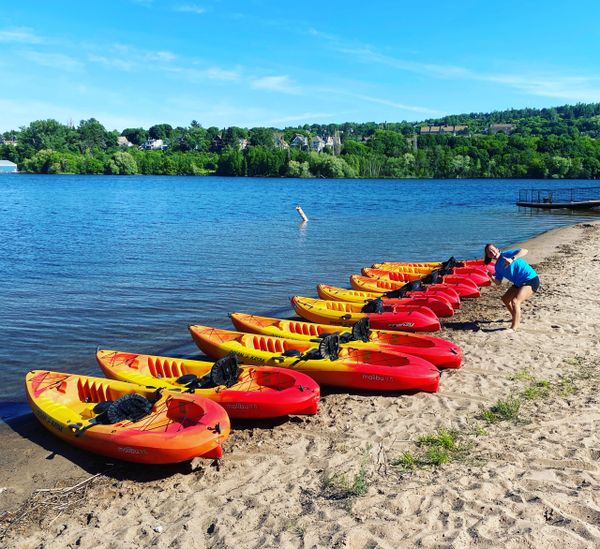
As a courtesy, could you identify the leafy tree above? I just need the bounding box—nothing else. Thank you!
[148,124,173,141]
[77,118,115,152]
[105,151,138,175]
[121,127,148,146]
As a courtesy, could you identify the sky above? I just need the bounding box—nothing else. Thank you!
[1,0,600,132]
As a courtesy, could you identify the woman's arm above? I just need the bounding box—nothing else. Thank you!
[503,248,528,266]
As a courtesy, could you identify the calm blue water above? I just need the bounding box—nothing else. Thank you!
[1,175,599,403]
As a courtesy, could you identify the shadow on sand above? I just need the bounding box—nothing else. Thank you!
[0,403,212,482]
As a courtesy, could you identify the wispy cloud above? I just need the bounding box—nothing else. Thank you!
[88,54,136,72]
[264,111,335,125]
[341,92,440,115]
[174,3,206,15]
[484,74,600,102]
[205,67,240,81]
[250,75,301,94]
[88,44,176,71]
[21,50,83,72]
[336,45,600,103]
[0,27,42,44]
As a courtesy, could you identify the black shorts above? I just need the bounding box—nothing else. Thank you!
[514,276,540,293]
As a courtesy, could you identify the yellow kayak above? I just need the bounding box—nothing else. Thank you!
[26,370,229,464]
[230,312,462,368]
[291,295,441,332]
[97,349,320,419]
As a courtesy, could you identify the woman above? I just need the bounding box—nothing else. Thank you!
[484,244,540,331]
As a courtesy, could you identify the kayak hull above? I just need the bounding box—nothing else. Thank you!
[26,370,230,464]
[97,349,320,419]
[291,296,441,332]
[317,283,461,310]
[230,313,463,369]
[316,284,454,317]
[189,325,440,393]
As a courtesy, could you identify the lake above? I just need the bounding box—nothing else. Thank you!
[1,174,599,405]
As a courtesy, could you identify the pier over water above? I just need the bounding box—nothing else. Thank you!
[517,186,600,209]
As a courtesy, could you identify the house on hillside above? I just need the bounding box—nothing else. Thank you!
[238,138,249,151]
[310,135,325,152]
[488,123,516,135]
[118,136,133,147]
[0,160,18,173]
[210,135,224,152]
[273,133,289,150]
[0,137,17,146]
[420,125,469,136]
[290,134,308,150]
[324,132,342,155]
[139,138,168,151]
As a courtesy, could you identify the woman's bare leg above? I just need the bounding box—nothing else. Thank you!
[509,285,534,331]
[501,286,518,318]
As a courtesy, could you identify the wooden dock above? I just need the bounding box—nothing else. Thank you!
[516,187,600,209]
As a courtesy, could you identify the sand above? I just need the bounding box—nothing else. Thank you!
[1,221,599,548]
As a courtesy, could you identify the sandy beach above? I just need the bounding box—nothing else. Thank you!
[1,221,599,548]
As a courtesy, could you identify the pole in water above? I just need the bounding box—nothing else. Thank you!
[295,205,308,222]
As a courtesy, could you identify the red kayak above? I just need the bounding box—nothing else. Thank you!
[96,349,320,419]
[364,267,488,289]
[189,324,440,393]
[291,296,441,332]
[351,274,481,299]
[316,284,454,318]
[230,313,463,369]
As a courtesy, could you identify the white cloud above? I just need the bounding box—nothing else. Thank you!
[250,75,301,94]
[264,112,335,125]
[343,92,440,115]
[337,45,600,103]
[149,50,177,62]
[89,54,136,71]
[21,51,83,72]
[174,4,206,15]
[88,46,176,72]
[0,27,42,44]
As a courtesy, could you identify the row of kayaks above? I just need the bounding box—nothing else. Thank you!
[26,257,491,464]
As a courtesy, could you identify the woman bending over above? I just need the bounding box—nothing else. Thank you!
[484,244,540,331]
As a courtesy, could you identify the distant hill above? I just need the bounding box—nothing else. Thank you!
[2,102,600,178]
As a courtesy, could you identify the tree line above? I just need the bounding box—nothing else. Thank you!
[2,102,600,178]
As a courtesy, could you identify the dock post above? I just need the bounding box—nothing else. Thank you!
[295,205,308,222]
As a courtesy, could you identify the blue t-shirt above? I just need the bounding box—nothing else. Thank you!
[494,249,538,286]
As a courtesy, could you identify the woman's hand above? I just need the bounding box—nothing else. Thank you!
[503,257,513,267]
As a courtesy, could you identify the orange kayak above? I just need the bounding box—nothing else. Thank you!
[189,325,440,392]
[316,284,455,317]
[291,295,441,332]
[96,349,320,419]
[372,264,491,287]
[230,313,462,369]
[381,259,495,274]
[359,270,481,298]
[26,370,230,464]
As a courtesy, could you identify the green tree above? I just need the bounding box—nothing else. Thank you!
[121,127,148,146]
[105,151,138,175]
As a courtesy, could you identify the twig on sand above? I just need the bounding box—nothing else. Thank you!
[0,467,115,542]
[33,471,106,495]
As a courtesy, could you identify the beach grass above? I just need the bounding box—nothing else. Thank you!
[481,399,521,423]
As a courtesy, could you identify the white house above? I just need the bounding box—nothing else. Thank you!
[0,160,18,173]
[310,135,325,152]
[118,136,133,147]
[290,134,308,149]
[139,138,168,151]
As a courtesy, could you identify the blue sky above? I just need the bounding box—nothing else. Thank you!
[1,0,600,131]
